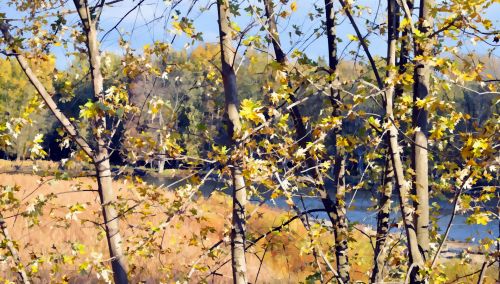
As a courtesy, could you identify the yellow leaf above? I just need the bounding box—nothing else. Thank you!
[483,19,492,30]
[400,17,411,28]
[290,1,297,12]
[472,138,488,155]
[240,99,265,123]
[467,212,490,225]
[435,58,446,66]
[31,263,39,273]
[172,21,181,32]
[347,34,358,41]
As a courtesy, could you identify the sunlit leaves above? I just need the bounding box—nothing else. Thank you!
[347,34,358,41]
[171,17,203,40]
[29,133,47,159]
[79,101,97,120]
[0,185,21,209]
[240,99,265,124]
[466,210,491,226]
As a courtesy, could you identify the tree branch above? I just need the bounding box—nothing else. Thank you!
[0,19,95,159]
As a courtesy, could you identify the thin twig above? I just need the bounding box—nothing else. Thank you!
[431,169,474,268]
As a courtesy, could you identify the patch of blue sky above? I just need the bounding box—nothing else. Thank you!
[1,0,499,71]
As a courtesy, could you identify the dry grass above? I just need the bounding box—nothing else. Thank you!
[0,159,90,176]
[0,172,496,283]
[0,174,341,283]
[0,159,59,172]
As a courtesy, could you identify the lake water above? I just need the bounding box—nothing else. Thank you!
[145,175,498,243]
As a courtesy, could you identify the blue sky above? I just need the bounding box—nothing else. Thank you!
[2,0,500,70]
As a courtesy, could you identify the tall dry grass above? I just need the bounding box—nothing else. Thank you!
[0,173,496,283]
[0,174,340,283]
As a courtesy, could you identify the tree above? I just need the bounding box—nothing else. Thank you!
[72,1,128,282]
[0,1,129,281]
[412,0,434,261]
[384,0,426,280]
[216,1,248,282]
[323,0,352,281]
[262,0,350,280]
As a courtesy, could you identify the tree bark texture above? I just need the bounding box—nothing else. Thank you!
[73,1,129,282]
[216,1,248,283]
[324,0,350,281]
[412,0,434,261]
[371,153,394,283]
[385,0,425,281]
[395,0,414,98]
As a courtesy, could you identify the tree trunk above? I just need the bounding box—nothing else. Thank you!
[0,27,123,282]
[387,75,425,284]
[324,0,350,281]
[0,23,124,282]
[331,157,349,281]
[158,156,166,173]
[216,1,248,283]
[95,152,128,284]
[73,1,129,282]
[371,152,394,283]
[396,0,414,98]
[385,0,425,280]
[371,1,406,281]
[264,1,350,280]
[263,0,307,139]
[412,0,434,261]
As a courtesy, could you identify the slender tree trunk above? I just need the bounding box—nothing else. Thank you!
[2,12,127,283]
[385,0,425,280]
[324,0,351,281]
[216,1,248,283]
[477,261,488,284]
[396,0,414,98]
[330,157,349,281]
[263,0,307,139]
[94,154,128,283]
[158,151,166,173]
[412,0,434,261]
[263,0,324,276]
[0,216,30,284]
[264,1,350,280]
[371,153,394,283]
[73,1,128,282]
[371,2,410,281]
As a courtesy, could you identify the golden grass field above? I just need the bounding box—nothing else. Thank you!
[0,173,345,283]
[0,161,497,283]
